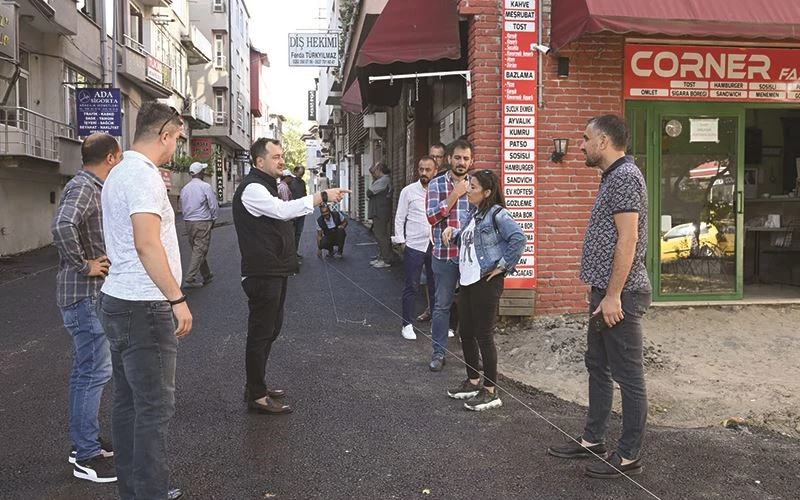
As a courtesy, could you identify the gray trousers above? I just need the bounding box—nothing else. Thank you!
[583,287,651,460]
[372,215,392,262]
[185,220,213,283]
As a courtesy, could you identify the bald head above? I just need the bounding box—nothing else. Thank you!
[81,133,121,167]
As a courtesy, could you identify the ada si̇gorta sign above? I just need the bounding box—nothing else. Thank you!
[288,32,338,67]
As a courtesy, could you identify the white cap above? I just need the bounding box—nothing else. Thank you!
[189,162,207,175]
[281,169,295,177]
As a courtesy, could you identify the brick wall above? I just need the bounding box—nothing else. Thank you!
[459,0,502,173]
[460,0,627,314]
[535,33,625,314]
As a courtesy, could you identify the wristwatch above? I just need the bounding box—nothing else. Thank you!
[321,191,328,204]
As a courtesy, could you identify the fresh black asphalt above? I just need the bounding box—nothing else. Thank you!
[1,207,799,499]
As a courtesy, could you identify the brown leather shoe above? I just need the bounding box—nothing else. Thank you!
[416,309,431,322]
[243,387,287,402]
[247,397,292,414]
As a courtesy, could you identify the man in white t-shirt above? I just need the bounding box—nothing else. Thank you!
[98,101,190,500]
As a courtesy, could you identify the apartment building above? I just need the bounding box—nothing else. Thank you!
[188,0,251,203]
[0,0,205,255]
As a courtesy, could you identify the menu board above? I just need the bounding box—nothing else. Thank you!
[625,44,800,102]
[501,0,537,288]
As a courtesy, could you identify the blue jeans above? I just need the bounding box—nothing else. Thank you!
[402,245,435,326]
[98,293,177,500]
[583,287,651,460]
[431,257,459,357]
[61,296,112,462]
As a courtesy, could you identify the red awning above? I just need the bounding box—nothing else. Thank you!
[551,0,800,51]
[357,0,461,67]
[341,80,363,114]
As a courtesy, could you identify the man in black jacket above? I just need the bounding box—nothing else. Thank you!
[316,204,348,258]
[290,166,308,258]
[233,138,347,414]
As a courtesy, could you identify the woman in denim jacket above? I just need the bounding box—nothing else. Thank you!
[441,169,525,411]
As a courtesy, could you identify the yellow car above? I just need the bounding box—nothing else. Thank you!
[660,222,735,263]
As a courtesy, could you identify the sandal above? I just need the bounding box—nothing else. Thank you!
[417,310,432,322]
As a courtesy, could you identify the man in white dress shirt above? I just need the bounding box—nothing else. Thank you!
[232,138,348,415]
[392,156,438,340]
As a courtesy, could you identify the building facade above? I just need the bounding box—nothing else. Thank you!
[0,0,206,255]
[188,0,251,204]
[324,0,800,315]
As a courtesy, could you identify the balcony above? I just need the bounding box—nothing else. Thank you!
[181,25,212,65]
[117,37,172,98]
[0,107,80,174]
[118,36,148,82]
[181,100,214,129]
[19,0,78,36]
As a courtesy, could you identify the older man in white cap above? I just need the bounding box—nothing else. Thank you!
[180,162,219,288]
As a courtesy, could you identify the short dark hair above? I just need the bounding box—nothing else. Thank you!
[373,162,390,175]
[250,137,282,165]
[587,115,628,150]
[430,142,446,153]
[293,165,305,174]
[418,155,436,166]
[320,203,331,213]
[134,101,183,143]
[448,138,474,156]
[81,133,120,166]
[471,169,504,215]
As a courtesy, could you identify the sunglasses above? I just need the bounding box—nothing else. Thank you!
[158,106,184,136]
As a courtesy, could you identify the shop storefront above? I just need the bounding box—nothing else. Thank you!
[329,0,800,315]
[624,44,800,300]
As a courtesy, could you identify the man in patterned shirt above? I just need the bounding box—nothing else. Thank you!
[547,115,652,480]
[425,139,473,371]
[53,132,122,483]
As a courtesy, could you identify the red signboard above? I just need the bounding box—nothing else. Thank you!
[501,0,537,288]
[625,44,800,102]
[191,137,214,158]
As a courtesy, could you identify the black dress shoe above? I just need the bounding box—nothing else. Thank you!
[243,387,287,402]
[585,451,642,479]
[168,487,183,499]
[247,397,292,415]
[547,436,607,459]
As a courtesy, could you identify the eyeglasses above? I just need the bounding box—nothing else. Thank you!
[158,106,184,136]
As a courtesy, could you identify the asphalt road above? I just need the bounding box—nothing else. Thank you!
[1,207,799,499]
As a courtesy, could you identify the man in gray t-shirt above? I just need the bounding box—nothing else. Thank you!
[98,101,190,500]
[547,115,652,480]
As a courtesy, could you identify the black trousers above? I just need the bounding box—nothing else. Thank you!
[458,275,504,387]
[320,228,346,253]
[241,276,287,400]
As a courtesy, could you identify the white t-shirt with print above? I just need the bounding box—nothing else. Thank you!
[459,217,481,286]
[101,150,182,300]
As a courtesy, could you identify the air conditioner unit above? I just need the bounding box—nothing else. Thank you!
[215,112,226,125]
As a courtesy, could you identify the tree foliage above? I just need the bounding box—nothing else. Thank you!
[282,119,308,169]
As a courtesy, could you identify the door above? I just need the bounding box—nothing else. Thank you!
[655,107,743,299]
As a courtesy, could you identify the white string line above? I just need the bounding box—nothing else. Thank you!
[324,260,663,500]
[0,265,57,288]
[322,257,368,325]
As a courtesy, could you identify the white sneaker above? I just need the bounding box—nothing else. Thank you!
[370,258,382,265]
[401,324,416,340]
[448,329,455,338]
[372,261,391,269]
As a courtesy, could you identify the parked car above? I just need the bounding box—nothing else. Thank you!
[660,222,735,263]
